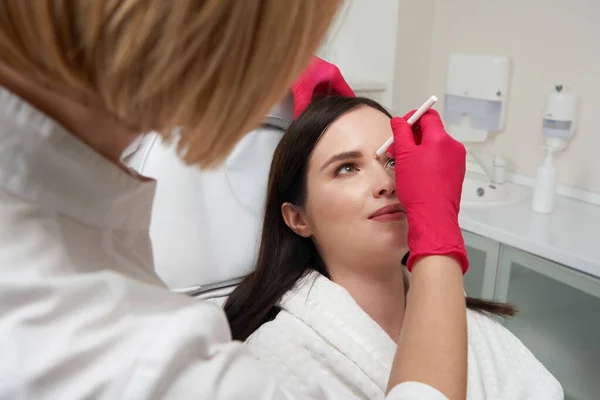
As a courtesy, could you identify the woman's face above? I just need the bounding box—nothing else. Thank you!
[288,105,409,272]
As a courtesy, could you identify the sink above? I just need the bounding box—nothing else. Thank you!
[461,173,530,207]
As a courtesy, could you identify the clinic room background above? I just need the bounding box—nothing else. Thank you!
[129,1,600,399]
[325,0,599,198]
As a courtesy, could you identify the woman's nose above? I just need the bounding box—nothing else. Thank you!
[372,168,396,197]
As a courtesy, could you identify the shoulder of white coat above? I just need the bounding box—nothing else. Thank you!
[246,310,297,352]
[246,310,328,395]
[465,309,564,399]
[246,309,318,365]
[465,309,529,354]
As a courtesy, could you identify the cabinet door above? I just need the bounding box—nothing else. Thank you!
[496,246,600,400]
[462,230,500,299]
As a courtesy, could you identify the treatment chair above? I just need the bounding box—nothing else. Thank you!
[126,93,294,306]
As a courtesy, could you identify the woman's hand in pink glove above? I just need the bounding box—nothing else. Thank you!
[387,109,468,273]
[291,56,355,118]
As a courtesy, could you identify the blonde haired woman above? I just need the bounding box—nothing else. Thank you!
[0,1,469,399]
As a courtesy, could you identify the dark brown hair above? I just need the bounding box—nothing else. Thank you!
[224,96,516,341]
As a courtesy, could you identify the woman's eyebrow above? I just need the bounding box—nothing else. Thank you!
[320,150,363,172]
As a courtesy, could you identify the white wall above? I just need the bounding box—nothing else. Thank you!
[322,0,400,108]
[394,0,600,194]
[392,0,435,115]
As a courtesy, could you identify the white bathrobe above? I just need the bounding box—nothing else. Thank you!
[246,271,563,400]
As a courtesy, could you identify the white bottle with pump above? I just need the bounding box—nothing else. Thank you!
[531,85,578,214]
[531,148,557,214]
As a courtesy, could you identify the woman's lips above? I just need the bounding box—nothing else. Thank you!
[370,211,406,222]
[369,204,406,222]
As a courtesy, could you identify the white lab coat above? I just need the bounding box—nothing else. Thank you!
[0,86,448,399]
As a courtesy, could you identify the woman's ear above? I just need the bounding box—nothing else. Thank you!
[281,202,312,237]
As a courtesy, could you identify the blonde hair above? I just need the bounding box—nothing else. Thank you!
[0,0,342,167]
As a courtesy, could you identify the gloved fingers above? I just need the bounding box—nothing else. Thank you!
[400,110,422,145]
[402,110,418,121]
[386,143,395,158]
[292,84,312,119]
[313,61,355,97]
[418,109,444,130]
[330,70,355,98]
[291,56,355,118]
[387,116,415,157]
[291,56,323,118]
[416,109,467,159]
[312,80,353,99]
[415,109,447,144]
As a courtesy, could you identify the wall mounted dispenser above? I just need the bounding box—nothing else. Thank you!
[444,53,511,142]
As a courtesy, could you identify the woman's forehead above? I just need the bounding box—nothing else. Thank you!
[311,106,392,163]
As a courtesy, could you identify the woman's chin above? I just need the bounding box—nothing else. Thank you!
[373,223,408,243]
[369,239,408,259]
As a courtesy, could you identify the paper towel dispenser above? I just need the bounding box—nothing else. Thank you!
[443,53,511,142]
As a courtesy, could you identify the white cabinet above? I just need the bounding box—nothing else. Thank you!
[463,230,600,400]
[496,246,600,400]
[463,230,499,299]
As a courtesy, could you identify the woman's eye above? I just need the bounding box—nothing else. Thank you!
[336,163,357,176]
[385,158,396,169]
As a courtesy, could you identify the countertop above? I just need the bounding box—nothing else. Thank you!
[459,186,600,279]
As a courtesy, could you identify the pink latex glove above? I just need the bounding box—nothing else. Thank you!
[387,109,469,273]
[291,56,355,118]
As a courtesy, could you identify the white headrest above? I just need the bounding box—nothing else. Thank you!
[127,93,293,293]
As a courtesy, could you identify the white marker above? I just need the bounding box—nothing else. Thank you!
[375,95,438,158]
